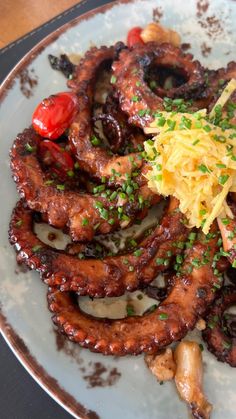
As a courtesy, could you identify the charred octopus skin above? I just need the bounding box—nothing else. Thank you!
[202,286,236,367]
[68,45,145,184]
[112,42,205,128]
[47,227,221,356]
[200,61,236,111]
[9,198,188,297]
[10,128,158,241]
[68,44,159,213]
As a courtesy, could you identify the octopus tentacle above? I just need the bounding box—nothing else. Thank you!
[68,45,149,186]
[101,91,145,152]
[10,128,158,241]
[9,198,188,297]
[202,62,236,112]
[47,227,221,356]
[202,286,236,367]
[112,42,205,128]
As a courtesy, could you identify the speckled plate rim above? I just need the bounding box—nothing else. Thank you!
[0,0,132,103]
[0,1,135,418]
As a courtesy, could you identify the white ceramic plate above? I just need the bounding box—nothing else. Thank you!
[0,0,236,418]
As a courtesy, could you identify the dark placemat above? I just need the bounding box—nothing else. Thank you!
[0,1,113,418]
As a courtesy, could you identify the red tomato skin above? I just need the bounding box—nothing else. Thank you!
[127,27,144,48]
[32,92,78,140]
[39,140,74,174]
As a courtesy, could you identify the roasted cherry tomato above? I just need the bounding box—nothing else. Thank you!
[39,140,74,177]
[32,92,79,140]
[127,26,144,48]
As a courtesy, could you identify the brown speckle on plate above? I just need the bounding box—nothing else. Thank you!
[17,68,38,99]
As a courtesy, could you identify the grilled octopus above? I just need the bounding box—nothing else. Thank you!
[97,90,145,153]
[9,198,188,297]
[67,44,161,220]
[202,286,236,367]
[47,226,221,356]
[68,44,146,184]
[112,42,205,128]
[10,128,159,241]
[200,61,236,112]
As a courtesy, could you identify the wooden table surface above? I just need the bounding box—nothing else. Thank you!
[0,0,80,48]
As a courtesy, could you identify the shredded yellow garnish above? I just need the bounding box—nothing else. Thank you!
[144,80,236,234]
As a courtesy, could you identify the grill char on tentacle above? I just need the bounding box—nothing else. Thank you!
[10,128,159,241]
[47,225,221,356]
[112,42,205,128]
[202,286,236,367]
[9,198,188,297]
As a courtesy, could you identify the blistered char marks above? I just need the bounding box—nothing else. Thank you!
[202,286,236,367]
[112,43,205,128]
[47,227,221,356]
[9,198,188,298]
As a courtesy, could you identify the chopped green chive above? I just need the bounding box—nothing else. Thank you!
[126,305,135,316]
[95,201,103,209]
[77,253,85,259]
[110,191,117,200]
[156,258,164,265]
[56,184,65,191]
[15,219,23,227]
[131,95,139,102]
[44,179,54,186]
[166,119,176,131]
[176,255,183,264]
[222,341,232,349]
[218,174,229,185]
[91,135,101,146]
[110,75,117,84]
[100,208,109,220]
[203,125,211,132]
[133,249,142,257]
[67,170,74,177]
[82,218,89,226]
[25,143,36,152]
[194,121,202,129]
[156,116,166,127]
[159,313,168,320]
[188,232,197,241]
[198,164,211,173]
[149,80,157,89]
[32,245,42,253]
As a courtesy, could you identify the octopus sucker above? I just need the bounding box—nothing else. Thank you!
[202,286,236,367]
[9,198,188,297]
[47,226,221,356]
